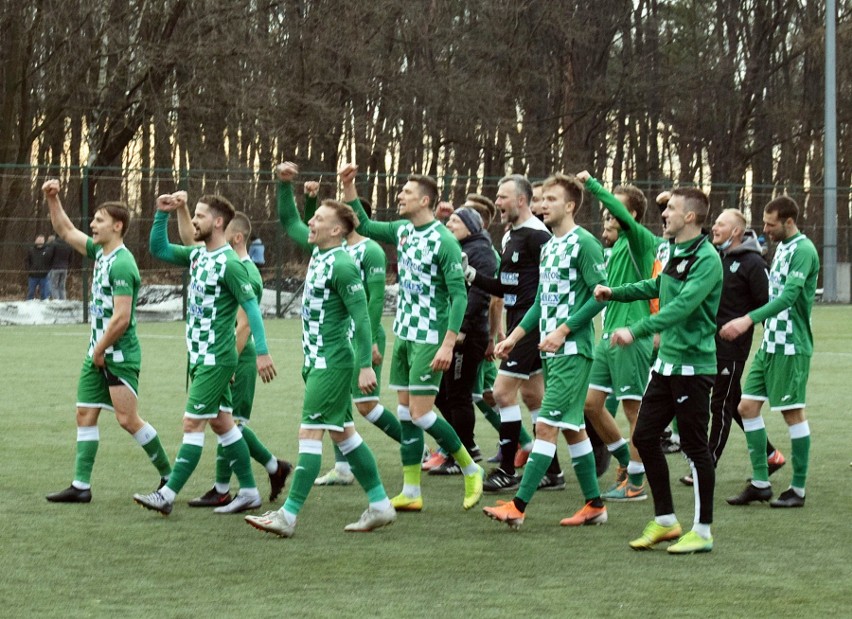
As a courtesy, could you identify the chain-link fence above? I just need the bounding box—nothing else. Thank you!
[3,163,850,311]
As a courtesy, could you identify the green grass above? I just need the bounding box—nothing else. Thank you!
[2,308,850,618]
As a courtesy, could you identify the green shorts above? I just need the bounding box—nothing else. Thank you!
[303,366,354,431]
[76,356,139,410]
[538,355,593,430]
[473,359,498,400]
[389,338,442,393]
[742,348,810,411]
[232,354,257,422]
[588,334,653,401]
[185,363,235,419]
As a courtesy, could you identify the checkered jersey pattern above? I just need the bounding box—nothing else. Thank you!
[186,246,239,366]
[87,243,140,366]
[762,236,804,355]
[393,221,446,344]
[537,230,583,358]
[301,246,354,369]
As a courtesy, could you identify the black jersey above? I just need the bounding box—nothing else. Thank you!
[471,216,551,330]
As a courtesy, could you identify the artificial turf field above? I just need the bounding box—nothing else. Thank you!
[2,308,849,618]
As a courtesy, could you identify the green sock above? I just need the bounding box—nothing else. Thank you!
[400,420,423,466]
[476,400,502,432]
[422,415,463,455]
[74,439,99,485]
[790,434,811,489]
[628,470,645,486]
[345,442,386,501]
[573,451,600,500]
[371,408,402,443]
[745,427,769,483]
[222,437,256,490]
[215,444,231,486]
[516,444,555,504]
[611,442,631,468]
[519,424,534,448]
[240,425,274,467]
[166,442,203,494]
[283,451,322,515]
[139,434,171,478]
[671,419,679,434]
[333,443,347,465]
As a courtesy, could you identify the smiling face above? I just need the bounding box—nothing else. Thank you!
[445,213,471,241]
[661,195,689,239]
[308,204,343,247]
[711,210,741,246]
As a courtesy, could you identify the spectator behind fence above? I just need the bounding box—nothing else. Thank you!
[26,233,54,300]
[48,233,73,300]
[248,235,265,266]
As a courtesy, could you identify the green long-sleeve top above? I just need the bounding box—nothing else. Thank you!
[610,233,722,375]
[348,196,468,345]
[748,232,819,357]
[585,177,660,332]
[150,210,269,363]
[277,182,372,369]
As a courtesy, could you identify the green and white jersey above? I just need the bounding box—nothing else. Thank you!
[394,221,464,344]
[528,226,607,359]
[301,245,366,369]
[239,256,264,361]
[85,239,141,366]
[185,244,256,367]
[750,233,819,357]
[348,198,467,344]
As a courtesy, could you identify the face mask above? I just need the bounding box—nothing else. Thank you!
[718,230,737,252]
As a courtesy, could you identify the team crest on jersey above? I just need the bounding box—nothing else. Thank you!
[730,261,740,273]
[676,260,687,274]
[511,251,519,263]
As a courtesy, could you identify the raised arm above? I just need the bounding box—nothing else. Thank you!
[339,163,399,243]
[275,162,311,251]
[172,191,199,246]
[302,181,320,224]
[149,196,193,266]
[41,179,89,256]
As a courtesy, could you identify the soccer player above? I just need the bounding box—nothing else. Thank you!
[722,196,819,508]
[483,173,609,530]
[300,182,402,486]
[340,162,485,511]
[576,170,661,503]
[463,175,563,493]
[133,193,276,515]
[169,197,293,506]
[42,179,172,503]
[245,162,395,536]
[596,187,722,554]
[679,209,784,486]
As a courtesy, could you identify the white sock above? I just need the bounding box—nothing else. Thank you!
[692,523,712,539]
[655,513,678,527]
[370,498,392,512]
[264,457,278,474]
